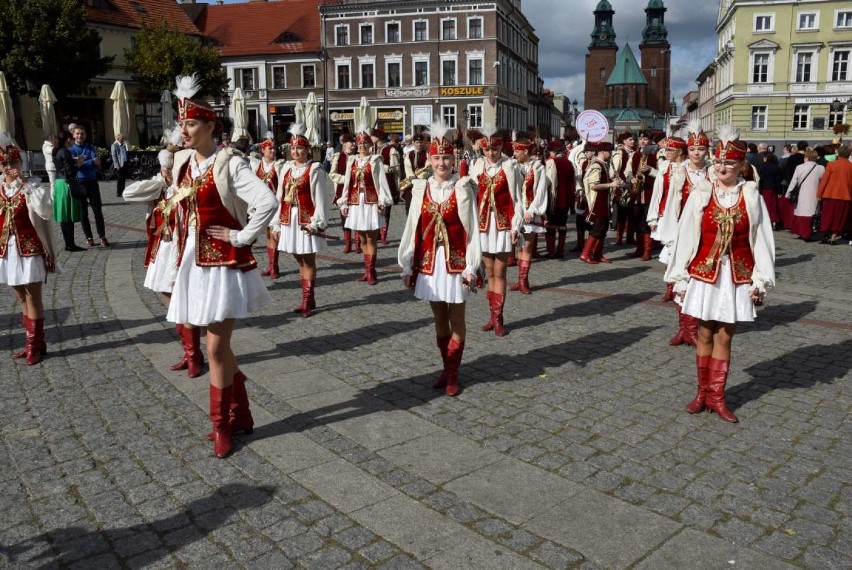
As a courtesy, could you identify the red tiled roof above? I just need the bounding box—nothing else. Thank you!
[195,0,321,57]
[86,0,200,35]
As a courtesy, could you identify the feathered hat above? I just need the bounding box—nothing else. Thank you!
[686,119,710,148]
[164,125,183,154]
[477,122,502,149]
[0,132,21,164]
[714,125,747,161]
[427,120,453,155]
[258,130,276,151]
[512,131,535,153]
[666,125,687,151]
[287,123,309,149]
[354,120,371,145]
[174,74,216,122]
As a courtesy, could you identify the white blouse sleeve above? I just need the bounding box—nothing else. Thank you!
[337,156,353,209]
[527,162,548,216]
[663,190,702,291]
[750,196,776,294]
[227,156,278,247]
[507,164,524,233]
[309,163,331,231]
[374,157,394,206]
[397,182,425,277]
[23,181,53,220]
[646,171,666,226]
[460,178,482,277]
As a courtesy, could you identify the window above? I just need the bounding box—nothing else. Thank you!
[272,66,286,89]
[414,60,429,87]
[469,17,483,39]
[797,12,818,31]
[387,61,401,87]
[599,67,605,79]
[468,58,483,85]
[414,20,428,42]
[836,10,852,29]
[236,68,256,90]
[754,14,774,32]
[829,109,846,128]
[360,24,373,45]
[361,63,374,88]
[442,59,456,86]
[751,106,767,130]
[386,22,400,43]
[442,105,456,129]
[650,66,657,78]
[795,52,813,82]
[442,19,456,40]
[336,63,350,89]
[302,64,315,88]
[793,104,809,130]
[335,25,349,46]
[752,53,769,83]
[832,50,850,82]
[468,104,483,128]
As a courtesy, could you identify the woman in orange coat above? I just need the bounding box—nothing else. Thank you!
[816,145,852,244]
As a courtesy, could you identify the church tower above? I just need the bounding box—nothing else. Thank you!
[639,0,671,116]
[584,0,618,112]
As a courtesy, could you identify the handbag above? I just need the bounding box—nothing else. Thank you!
[788,164,817,205]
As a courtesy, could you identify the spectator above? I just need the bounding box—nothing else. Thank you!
[110,132,129,197]
[70,126,109,247]
[814,146,828,167]
[817,145,852,244]
[53,131,84,251]
[324,141,334,171]
[757,151,782,228]
[780,144,792,167]
[786,148,824,241]
[779,140,808,229]
[746,142,760,168]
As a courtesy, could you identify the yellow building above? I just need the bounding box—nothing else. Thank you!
[715,0,852,147]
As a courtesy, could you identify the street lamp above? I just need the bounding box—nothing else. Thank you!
[318,48,331,143]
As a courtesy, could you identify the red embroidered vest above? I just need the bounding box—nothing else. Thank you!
[658,165,674,217]
[347,159,379,205]
[458,159,469,177]
[144,190,179,267]
[522,165,536,208]
[551,157,574,209]
[408,150,427,171]
[678,173,695,220]
[279,165,316,226]
[687,192,755,285]
[414,187,467,275]
[176,163,257,272]
[589,159,611,218]
[0,190,46,258]
[255,161,278,194]
[477,167,514,231]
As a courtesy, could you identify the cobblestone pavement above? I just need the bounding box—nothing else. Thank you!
[1,182,849,569]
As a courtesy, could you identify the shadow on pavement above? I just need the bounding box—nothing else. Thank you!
[536,265,652,289]
[733,338,852,410]
[744,300,817,332]
[1,483,274,569]
[509,290,658,330]
[774,253,815,268]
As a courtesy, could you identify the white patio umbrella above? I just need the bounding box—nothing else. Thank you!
[0,72,15,135]
[231,87,249,139]
[160,89,174,142]
[39,84,59,139]
[356,96,371,129]
[304,92,321,146]
[110,80,131,140]
[294,100,305,127]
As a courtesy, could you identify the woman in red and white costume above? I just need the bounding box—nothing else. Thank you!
[647,133,687,291]
[470,125,522,336]
[271,124,331,318]
[399,122,481,396]
[510,136,547,294]
[665,126,775,423]
[1,139,58,366]
[249,136,282,279]
[166,75,278,457]
[337,123,393,285]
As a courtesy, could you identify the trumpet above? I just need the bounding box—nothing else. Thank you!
[398,164,433,193]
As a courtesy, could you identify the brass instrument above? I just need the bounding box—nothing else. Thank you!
[621,152,648,206]
[398,164,433,193]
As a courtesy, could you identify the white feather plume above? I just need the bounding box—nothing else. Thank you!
[0,132,17,148]
[354,119,371,136]
[264,130,274,140]
[686,119,703,138]
[166,125,183,147]
[288,122,307,137]
[158,149,174,169]
[716,124,739,148]
[479,122,497,139]
[173,74,201,101]
[429,120,450,144]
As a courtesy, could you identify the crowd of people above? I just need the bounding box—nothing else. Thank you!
[4,72,851,456]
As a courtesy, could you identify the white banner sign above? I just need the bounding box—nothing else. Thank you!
[575,110,609,142]
[411,105,432,126]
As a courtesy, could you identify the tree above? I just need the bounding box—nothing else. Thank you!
[0,0,112,98]
[124,23,228,104]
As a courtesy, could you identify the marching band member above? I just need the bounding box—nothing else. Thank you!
[568,141,592,253]
[470,125,522,336]
[628,130,659,261]
[544,140,575,259]
[647,134,687,251]
[167,75,278,458]
[611,131,637,245]
[511,136,547,294]
[338,123,394,285]
[249,135,282,279]
[665,126,775,423]
[329,134,357,253]
[403,135,429,213]
[1,138,58,366]
[398,121,481,396]
[373,128,400,245]
[270,124,331,317]
[580,141,618,264]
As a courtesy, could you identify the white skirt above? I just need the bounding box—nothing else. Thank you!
[166,231,271,327]
[344,193,385,232]
[658,243,670,265]
[0,236,48,286]
[414,247,470,304]
[278,207,326,254]
[480,213,514,254]
[144,239,178,294]
[681,256,756,324]
[522,214,546,235]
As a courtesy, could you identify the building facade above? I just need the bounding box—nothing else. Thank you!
[695,62,717,138]
[715,0,852,146]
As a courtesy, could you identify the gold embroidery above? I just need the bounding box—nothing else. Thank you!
[695,194,744,274]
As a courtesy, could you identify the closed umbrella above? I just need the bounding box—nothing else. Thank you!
[110,80,131,140]
[39,84,59,139]
[304,92,321,146]
[356,96,371,129]
[160,89,174,143]
[0,72,14,135]
[294,100,305,127]
[231,87,248,139]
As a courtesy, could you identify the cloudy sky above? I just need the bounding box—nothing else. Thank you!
[524,0,720,110]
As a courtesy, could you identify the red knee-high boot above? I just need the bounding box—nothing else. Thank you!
[342,229,352,254]
[14,315,30,359]
[444,339,465,397]
[26,318,45,365]
[481,291,496,332]
[685,355,711,414]
[594,236,611,263]
[682,313,698,347]
[171,324,189,370]
[209,384,234,458]
[628,232,645,258]
[506,251,517,267]
[357,254,371,282]
[661,282,675,302]
[294,279,316,317]
[669,305,687,346]
[207,370,254,440]
[269,249,280,279]
[580,235,598,264]
[516,259,532,294]
[640,233,653,261]
[434,335,451,389]
[491,292,507,337]
[367,255,378,285]
[706,358,738,423]
[174,326,204,378]
[354,233,362,254]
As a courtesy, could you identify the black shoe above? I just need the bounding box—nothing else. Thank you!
[65,245,86,252]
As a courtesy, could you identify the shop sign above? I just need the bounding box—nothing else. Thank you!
[385,88,431,98]
[439,86,485,97]
[330,111,355,121]
[378,110,404,120]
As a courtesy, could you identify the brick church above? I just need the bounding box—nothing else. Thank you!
[584,0,674,130]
